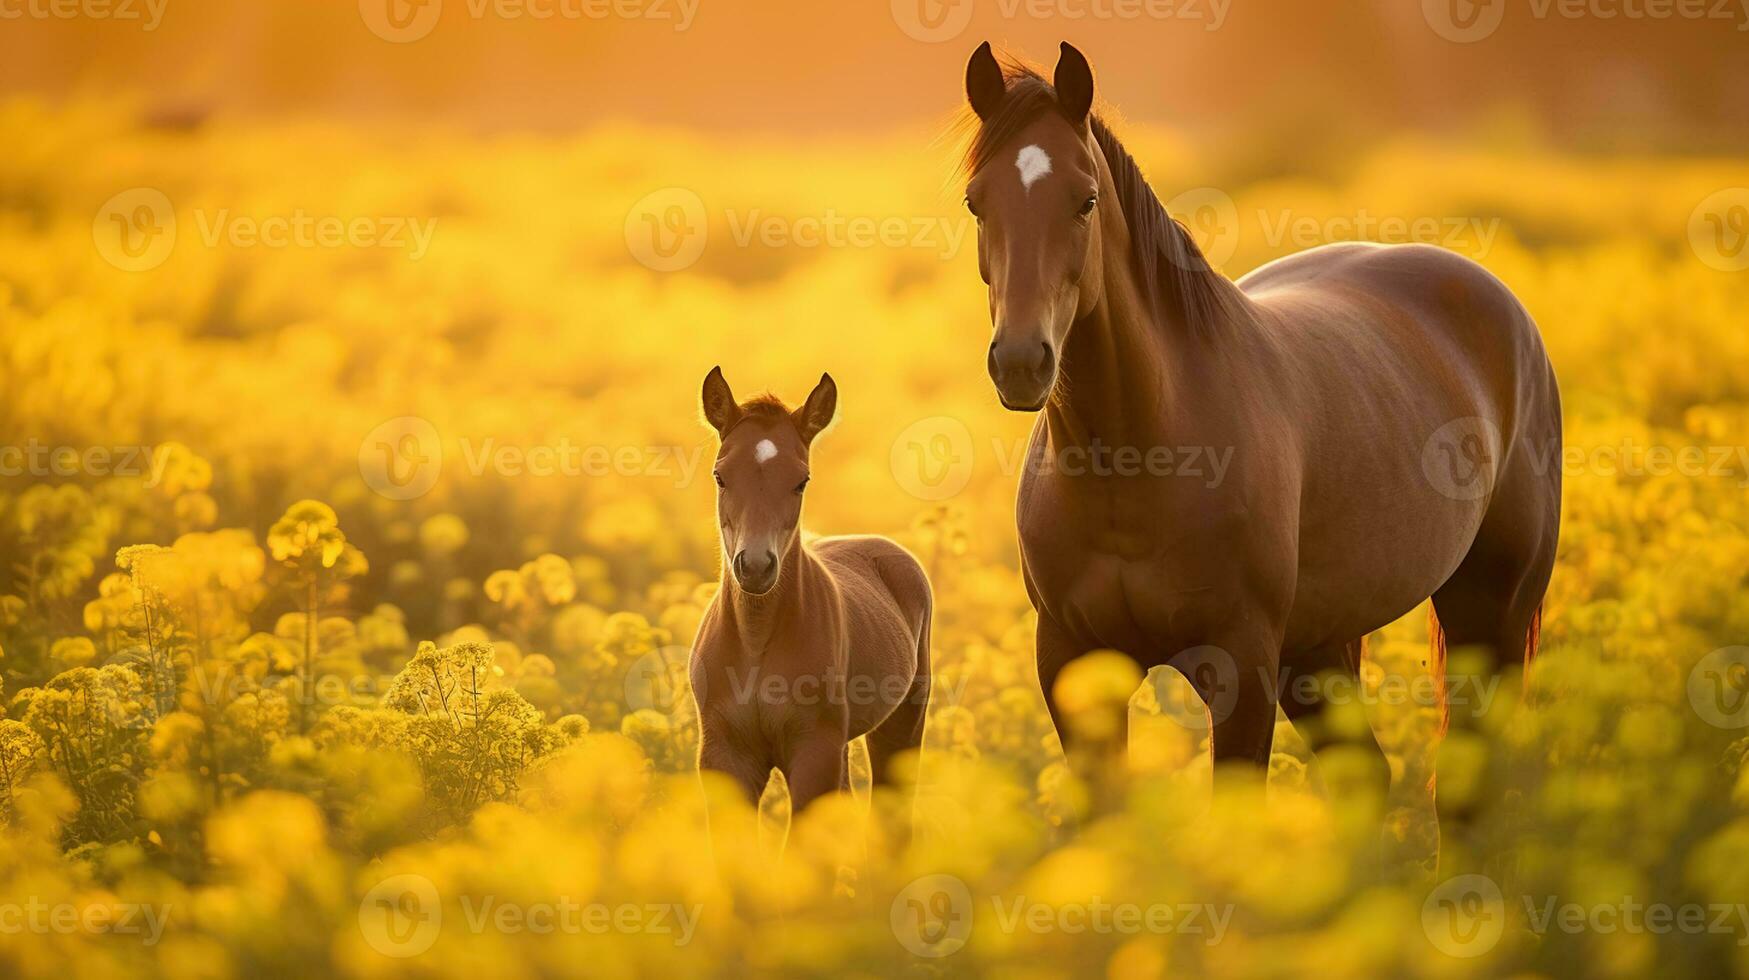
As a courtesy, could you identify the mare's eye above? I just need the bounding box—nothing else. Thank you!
[794,477,810,494]
[1077,194,1098,218]
[965,197,980,219]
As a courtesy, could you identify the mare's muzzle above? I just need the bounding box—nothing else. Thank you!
[988,337,1057,411]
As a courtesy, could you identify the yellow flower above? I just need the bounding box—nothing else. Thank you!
[266,500,346,568]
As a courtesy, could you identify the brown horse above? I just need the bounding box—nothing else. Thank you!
[690,367,933,814]
[960,43,1561,795]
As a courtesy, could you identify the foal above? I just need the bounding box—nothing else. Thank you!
[690,368,932,815]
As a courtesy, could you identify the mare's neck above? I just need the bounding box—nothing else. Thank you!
[722,535,813,653]
[1046,282,1169,453]
[1044,163,1252,453]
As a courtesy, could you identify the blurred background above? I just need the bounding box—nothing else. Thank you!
[4,0,1746,689]
[3,5,1749,977]
[8,0,1749,147]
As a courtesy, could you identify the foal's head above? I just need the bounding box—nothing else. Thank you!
[700,367,837,595]
[963,41,1105,412]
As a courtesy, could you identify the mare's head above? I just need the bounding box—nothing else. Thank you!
[963,41,1105,411]
[700,367,837,595]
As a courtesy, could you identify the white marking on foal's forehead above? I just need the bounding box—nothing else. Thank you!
[754,439,778,464]
[1015,144,1052,193]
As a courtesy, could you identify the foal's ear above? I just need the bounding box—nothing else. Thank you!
[1054,41,1094,124]
[966,41,1006,120]
[794,373,838,445]
[701,366,740,437]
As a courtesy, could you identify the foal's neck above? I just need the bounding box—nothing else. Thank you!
[722,536,813,653]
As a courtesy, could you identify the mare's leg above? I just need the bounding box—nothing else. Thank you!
[1429,449,1559,729]
[1206,674,1277,771]
[1193,626,1283,774]
[1035,614,1106,755]
[1278,638,1390,806]
[1037,616,1136,817]
[1282,638,1417,880]
[1428,446,1559,872]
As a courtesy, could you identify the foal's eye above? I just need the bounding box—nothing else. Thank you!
[964,197,980,220]
[1077,194,1098,218]
[713,473,725,489]
[794,477,810,494]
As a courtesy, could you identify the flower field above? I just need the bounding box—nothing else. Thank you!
[2,96,1748,977]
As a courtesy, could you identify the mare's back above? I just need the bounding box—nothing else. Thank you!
[1241,242,1532,341]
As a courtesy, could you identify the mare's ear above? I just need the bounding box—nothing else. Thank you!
[966,41,1006,120]
[701,366,740,437]
[1054,42,1094,124]
[794,373,838,446]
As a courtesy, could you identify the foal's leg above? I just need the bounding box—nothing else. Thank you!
[699,723,770,806]
[867,681,928,788]
[867,608,932,788]
[864,681,928,853]
[782,730,848,815]
[698,723,773,871]
[860,614,931,851]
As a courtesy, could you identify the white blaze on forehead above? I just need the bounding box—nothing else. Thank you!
[1015,144,1052,193]
[754,439,778,464]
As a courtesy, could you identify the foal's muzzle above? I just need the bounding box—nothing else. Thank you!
[988,338,1057,412]
[732,548,778,595]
